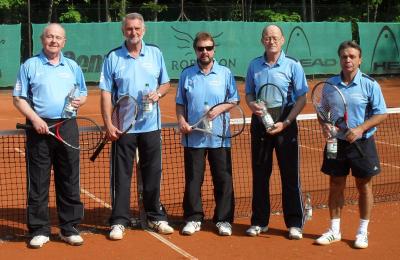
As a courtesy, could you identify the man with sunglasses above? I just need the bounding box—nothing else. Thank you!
[245,25,308,239]
[176,32,239,236]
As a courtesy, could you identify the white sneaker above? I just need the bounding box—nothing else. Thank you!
[216,222,232,236]
[354,232,368,249]
[182,221,201,235]
[315,229,342,245]
[59,233,84,246]
[29,235,49,249]
[148,220,174,234]
[109,224,125,240]
[288,227,303,240]
[246,225,268,237]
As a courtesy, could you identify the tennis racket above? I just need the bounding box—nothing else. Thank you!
[311,81,364,157]
[189,101,245,138]
[256,83,285,131]
[16,117,103,151]
[90,95,139,162]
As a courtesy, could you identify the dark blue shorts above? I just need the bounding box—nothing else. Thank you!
[321,136,381,178]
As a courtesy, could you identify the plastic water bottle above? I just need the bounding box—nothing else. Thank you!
[258,100,274,131]
[203,101,212,131]
[62,84,78,118]
[326,137,338,159]
[304,193,312,221]
[142,83,153,113]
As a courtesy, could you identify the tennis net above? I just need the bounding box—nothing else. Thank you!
[1,109,399,239]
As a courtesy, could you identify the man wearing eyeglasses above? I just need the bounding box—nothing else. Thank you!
[13,23,87,248]
[244,25,308,239]
[176,31,239,236]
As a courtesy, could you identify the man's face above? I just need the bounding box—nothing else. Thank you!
[261,26,284,55]
[123,18,145,45]
[195,39,214,66]
[41,25,66,56]
[339,47,362,74]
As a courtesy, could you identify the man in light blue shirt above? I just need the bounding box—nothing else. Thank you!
[315,41,387,249]
[176,32,238,236]
[99,13,173,240]
[245,25,308,239]
[13,23,87,248]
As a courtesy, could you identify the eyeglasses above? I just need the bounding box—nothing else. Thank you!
[196,46,214,52]
[44,34,65,41]
[263,36,281,43]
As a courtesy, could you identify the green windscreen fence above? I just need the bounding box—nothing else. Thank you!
[32,22,351,81]
[2,22,400,88]
[358,22,400,75]
[0,24,21,87]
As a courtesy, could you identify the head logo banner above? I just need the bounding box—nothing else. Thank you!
[0,24,21,87]
[358,23,400,75]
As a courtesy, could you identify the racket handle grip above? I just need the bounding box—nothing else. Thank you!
[90,140,107,162]
[16,123,32,130]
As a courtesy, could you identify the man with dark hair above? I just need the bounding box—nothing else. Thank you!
[176,31,238,236]
[315,40,387,249]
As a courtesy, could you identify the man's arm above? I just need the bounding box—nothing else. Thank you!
[176,104,191,134]
[346,113,387,143]
[13,96,48,134]
[100,90,121,141]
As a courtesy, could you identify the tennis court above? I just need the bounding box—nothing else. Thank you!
[0,78,399,259]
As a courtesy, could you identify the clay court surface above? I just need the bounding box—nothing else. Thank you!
[0,77,399,259]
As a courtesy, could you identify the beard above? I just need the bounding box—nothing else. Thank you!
[198,56,212,66]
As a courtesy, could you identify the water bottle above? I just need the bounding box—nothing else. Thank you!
[203,101,212,131]
[326,137,338,159]
[258,100,274,131]
[62,84,78,118]
[304,192,312,221]
[142,83,153,113]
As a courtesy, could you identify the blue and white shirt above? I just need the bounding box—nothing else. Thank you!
[13,51,87,119]
[99,41,170,133]
[327,69,387,139]
[176,60,239,148]
[245,51,308,106]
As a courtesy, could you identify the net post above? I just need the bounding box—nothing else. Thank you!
[135,148,147,229]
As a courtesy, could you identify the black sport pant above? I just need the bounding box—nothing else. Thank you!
[183,147,235,224]
[26,118,83,237]
[109,130,167,226]
[250,114,304,229]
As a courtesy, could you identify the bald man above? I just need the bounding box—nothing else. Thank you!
[13,23,87,248]
[244,25,308,239]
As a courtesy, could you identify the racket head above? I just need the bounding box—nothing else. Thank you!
[75,117,104,151]
[311,81,348,130]
[112,95,139,134]
[256,83,285,122]
[191,102,245,138]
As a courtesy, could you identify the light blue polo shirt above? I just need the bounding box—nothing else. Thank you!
[327,69,387,139]
[99,41,170,133]
[176,60,239,148]
[245,51,308,106]
[13,51,87,119]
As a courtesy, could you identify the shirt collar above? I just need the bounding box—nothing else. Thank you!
[263,50,285,66]
[339,69,362,87]
[39,50,66,65]
[122,40,146,58]
[195,59,218,75]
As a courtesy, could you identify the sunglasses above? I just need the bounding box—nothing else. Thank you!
[196,46,214,52]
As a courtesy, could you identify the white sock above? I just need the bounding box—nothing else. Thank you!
[358,219,369,235]
[330,218,341,234]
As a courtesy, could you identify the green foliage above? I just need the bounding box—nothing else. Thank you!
[140,1,168,14]
[59,6,82,23]
[253,9,301,22]
[0,0,24,9]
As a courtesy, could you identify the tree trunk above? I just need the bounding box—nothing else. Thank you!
[105,0,111,22]
[120,0,126,19]
[47,0,54,23]
[154,0,158,22]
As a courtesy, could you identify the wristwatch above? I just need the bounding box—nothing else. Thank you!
[284,119,291,125]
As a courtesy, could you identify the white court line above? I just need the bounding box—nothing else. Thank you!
[145,230,198,260]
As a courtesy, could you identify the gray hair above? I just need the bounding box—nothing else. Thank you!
[122,13,145,29]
